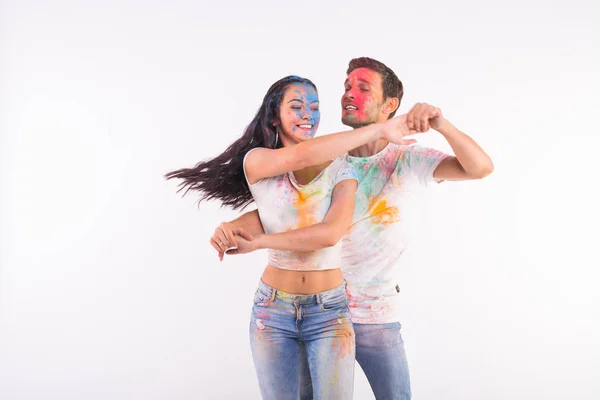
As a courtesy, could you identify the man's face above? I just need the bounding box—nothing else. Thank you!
[341,68,386,128]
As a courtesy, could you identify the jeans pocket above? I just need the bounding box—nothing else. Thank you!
[320,293,349,311]
[253,288,271,306]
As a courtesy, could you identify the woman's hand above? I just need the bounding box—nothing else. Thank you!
[381,114,419,145]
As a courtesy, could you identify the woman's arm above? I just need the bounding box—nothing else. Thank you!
[228,179,357,254]
[245,115,417,184]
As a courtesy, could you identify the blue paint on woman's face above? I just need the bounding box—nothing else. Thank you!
[281,84,320,141]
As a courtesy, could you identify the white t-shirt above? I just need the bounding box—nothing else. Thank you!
[244,149,358,271]
[342,144,449,324]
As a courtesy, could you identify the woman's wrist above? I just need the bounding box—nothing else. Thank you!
[355,121,384,142]
[372,122,385,141]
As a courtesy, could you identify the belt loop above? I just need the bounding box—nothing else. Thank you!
[316,293,322,304]
[270,288,276,301]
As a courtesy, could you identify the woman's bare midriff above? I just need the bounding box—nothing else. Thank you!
[261,264,344,295]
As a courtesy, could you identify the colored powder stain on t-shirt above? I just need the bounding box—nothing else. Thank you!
[342,144,450,323]
[294,190,317,228]
[368,197,400,226]
[244,153,358,271]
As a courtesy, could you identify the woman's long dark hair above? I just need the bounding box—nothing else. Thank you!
[165,75,318,210]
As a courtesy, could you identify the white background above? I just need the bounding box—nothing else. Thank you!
[1,1,599,399]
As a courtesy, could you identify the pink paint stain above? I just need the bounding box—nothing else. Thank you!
[255,311,270,319]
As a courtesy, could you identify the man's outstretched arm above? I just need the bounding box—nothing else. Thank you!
[407,103,494,181]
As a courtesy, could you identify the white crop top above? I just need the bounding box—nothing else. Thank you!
[243,148,358,271]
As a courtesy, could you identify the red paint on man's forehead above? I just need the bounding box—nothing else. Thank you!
[346,68,382,87]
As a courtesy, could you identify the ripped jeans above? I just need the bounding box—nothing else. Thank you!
[249,279,355,400]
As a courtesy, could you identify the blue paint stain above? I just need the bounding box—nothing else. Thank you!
[290,84,320,139]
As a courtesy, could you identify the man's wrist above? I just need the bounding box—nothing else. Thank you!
[226,220,238,230]
[254,234,267,250]
[434,118,455,136]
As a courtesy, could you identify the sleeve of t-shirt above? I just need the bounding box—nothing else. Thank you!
[334,160,359,186]
[398,145,450,186]
[242,147,263,186]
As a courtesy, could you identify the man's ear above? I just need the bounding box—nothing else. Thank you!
[383,97,400,117]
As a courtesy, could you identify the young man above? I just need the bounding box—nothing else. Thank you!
[211,57,493,399]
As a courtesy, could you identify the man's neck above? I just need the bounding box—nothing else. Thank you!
[349,137,389,158]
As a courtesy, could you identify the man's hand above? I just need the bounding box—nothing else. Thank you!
[225,234,262,256]
[406,102,446,132]
[209,222,254,261]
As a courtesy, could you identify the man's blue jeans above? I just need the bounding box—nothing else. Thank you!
[300,322,411,400]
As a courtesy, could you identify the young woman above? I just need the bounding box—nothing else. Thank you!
[166,76,416,400]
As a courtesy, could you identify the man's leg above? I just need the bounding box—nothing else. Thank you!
[354,322,411,400]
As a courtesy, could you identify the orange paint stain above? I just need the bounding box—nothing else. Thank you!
[294,191,317,228]
[368,197,400,226]
[332,321,355,359]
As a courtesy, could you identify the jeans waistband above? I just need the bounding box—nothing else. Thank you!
[257,279,347,305]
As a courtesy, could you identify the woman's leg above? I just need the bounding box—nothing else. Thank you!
[249,284,300,400]
[302,284,356,400]
[298,341,314,400]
